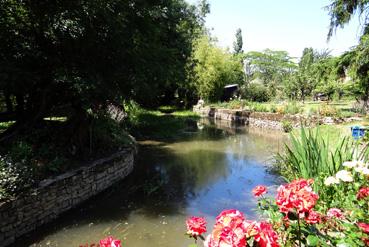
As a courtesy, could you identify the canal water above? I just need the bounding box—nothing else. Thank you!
[16,120,286,247]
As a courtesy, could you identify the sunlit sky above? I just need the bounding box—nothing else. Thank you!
[186,0,363,58]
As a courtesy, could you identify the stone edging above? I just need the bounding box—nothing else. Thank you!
[0,148,135,247]
[193,105,353,131]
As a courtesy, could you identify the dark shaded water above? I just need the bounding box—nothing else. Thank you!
[16,120,286,247]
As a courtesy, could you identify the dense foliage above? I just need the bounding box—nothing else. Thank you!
[191,35,244,102]
[0,0,205,140]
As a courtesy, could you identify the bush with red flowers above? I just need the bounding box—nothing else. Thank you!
[184,161,369,246]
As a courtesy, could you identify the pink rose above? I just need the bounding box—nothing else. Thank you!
[186,216,207,237]
[357,187,369,200]
[252,185,267,197]
[305,210,321,224]
[99,236,121,247]
[358,222,369,233]
[327,208,344,219]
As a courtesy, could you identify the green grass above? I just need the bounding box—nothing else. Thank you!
[125,108,200,140]
[206,99,361,118]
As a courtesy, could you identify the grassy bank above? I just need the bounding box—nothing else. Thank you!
[208,99,362,118]
[124,105,200,141]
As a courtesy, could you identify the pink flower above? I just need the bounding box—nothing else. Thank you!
[357,187,369,200]
[276,179,319,217]
[186,216,207,237]
[358,222,369,233]
[253,222,280,247]
[204,209,247,247]
[327,208,344,219]
[252,185,267,197]
[99,236,121,247]
[305,210,321,224]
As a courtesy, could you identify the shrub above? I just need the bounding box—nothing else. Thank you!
[0,156,35,199]
[283,101,301,115]
[241,83,270,102]
[318,104,341,117]
[270,104,277,113]
[186,170,369,246]
[281,120,293,133]
[248,102,269,112]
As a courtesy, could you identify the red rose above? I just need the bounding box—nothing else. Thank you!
[99,236,121,247]
[252,185,267,197]
[276,179,318,216]
[253,221,280,247]
[305,210,321,224]
[186,216,207,237]
[327,208,344,219]
[357,187,369,200]
[358,222,369,233]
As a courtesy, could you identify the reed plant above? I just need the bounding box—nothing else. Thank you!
[275,127,369,182]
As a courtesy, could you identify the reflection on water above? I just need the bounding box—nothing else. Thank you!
[16,120,286,247]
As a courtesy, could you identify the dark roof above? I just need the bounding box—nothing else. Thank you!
[224,84,239,89]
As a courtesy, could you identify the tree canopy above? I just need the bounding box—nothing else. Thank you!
[0,0,206,139]
[233,28,243,54]
[192,35,244,102]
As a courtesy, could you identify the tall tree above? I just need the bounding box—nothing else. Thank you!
[233,28,243,54]
[327,0,369,39]
[192,35,244,102]
[0,0,204,141]
[244,49,296,97]
[296,48,316,102]
[326,0,369,108]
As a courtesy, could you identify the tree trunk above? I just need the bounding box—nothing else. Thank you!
[5,91,13,113]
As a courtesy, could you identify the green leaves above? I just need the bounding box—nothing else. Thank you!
[192,35,244,102]
[306,235,319,246]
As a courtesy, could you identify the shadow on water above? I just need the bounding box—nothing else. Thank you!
[14,120,286,247]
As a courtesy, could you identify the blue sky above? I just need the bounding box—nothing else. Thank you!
[186,0,363,58]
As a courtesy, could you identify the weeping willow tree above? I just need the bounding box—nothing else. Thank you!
[326,0,369,109]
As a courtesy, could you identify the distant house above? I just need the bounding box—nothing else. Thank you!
[222,84,239,101]
[313,93,328,101]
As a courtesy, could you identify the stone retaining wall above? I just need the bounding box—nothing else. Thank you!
[0,148,135,247]
[193,105,342,130]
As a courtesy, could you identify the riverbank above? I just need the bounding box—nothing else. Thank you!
[193,104,363,131]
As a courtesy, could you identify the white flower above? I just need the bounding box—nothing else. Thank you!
[356,160,367,168]
[355,166,369,175]
[335,170,353,182]
[342,161,357,168]
[324,176,340,186]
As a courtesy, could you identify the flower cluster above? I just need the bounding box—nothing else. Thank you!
[184,160,369,247]
[343,160,369,175]
[276,179,319,218]
[325,161,369,186]
[201,209,280,247]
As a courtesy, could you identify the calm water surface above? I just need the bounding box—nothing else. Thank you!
[17,120,286,247]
